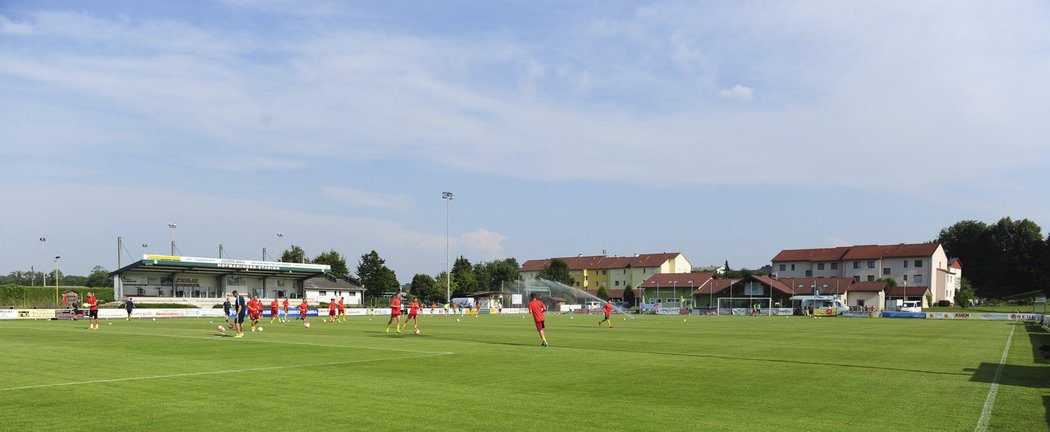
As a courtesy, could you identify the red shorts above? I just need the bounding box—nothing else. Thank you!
[338,307,345,314]
[534,320,545,331]
[407,311,418,319]
[391,310,401,317]
[329,310,337,316]
[604,313,610,319]
[271,309,279,316]
[250,313,260,320]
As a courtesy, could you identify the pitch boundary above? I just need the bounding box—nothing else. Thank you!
[0,352,452,392]
[6,325,452,355]
[973,323,1017,432]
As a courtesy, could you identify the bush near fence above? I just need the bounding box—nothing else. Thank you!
[0,285,114,308]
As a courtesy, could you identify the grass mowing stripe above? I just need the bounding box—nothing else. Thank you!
[0,352,452,391]
[973,323,1017,432]
[6,325,453,355]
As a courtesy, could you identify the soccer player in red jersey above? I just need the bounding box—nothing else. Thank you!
[598,301,614,328]
[328,298,338,323]
[249,295,262,332]
[337,297,346,322]
[386,293,403,333]
[281,297,290,323]
[269,298,280,324]
[84,291,100,330]
[298,298,309,323]
[527,293,548,347]
[400,298,421,332]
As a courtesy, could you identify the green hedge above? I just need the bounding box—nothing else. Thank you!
[0,285,114,309]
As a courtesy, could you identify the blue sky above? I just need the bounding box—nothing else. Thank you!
[2,0,1049,280]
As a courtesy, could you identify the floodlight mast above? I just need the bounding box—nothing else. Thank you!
[168,223,177,256]
[442,192,455,303]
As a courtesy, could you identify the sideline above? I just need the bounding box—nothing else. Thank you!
[4,325,453,356]
[0,352,452,391]
[973,323,1017,432]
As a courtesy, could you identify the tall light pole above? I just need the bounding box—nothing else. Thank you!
[39,237,46,287]
[688,279,694,309]
[442,191,455,303]
[670,280,678,308]
[168,223,177,256]
[277,233,284,262]
[53,256,61,304]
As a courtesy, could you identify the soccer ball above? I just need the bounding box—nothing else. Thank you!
[304,322,311,328]
[414,328,420,335]
[257,327,263,332]
[218,326,226,333]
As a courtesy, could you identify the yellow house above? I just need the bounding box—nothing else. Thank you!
[520,253,693,293]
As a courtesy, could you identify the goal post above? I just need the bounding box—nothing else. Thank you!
[717,297,772,316]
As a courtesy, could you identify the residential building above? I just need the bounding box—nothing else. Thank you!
[771,243,958,304]
[519,252,692,293]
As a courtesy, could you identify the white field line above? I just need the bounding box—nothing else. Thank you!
[0,352,452,392]
[7,325,453,355]
[973,323,1016,432]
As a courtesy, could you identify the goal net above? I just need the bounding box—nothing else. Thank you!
[717,297,772,316]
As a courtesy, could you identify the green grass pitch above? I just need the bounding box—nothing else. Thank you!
[0,314,1046,431]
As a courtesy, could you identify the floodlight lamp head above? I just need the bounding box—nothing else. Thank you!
[277,233,284,237]
[39,237,46,242]
[168,223,177,229]
[442,191,455,200]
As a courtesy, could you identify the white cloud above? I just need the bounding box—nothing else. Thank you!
[1,2,1048,196]
[0,15,33,35]
[459,229,508,259]
[322,186,412,211]
[718,84,754,101]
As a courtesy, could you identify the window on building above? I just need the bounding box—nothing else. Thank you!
[914,260,923,267]
[319,290,326,296]
[615,281,620,286]
[817,263,825,270]
[779,264,786,271]
[857,299,865,307]
[791,264,796,271]
[903,260,908,268]
[867,275,875,282]
[914,274,922,283]
[903,275,908,282]
[602,270,607,275]
[853,276,860,282]
[883,268,891,276]
[805,270,812,277]
[853,262,860,269]
[226,276,247,286]
[574,282,580,287]
[831,262,838,270]
[867,261,875,269]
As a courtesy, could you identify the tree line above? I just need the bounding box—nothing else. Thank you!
[937,217,1050,299]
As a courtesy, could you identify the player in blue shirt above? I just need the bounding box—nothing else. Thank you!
[232,291,247,338]
[222,296,232,328]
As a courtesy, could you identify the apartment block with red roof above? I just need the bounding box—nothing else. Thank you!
[771,242,959,304]
[519,252,693,294]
